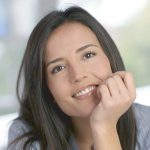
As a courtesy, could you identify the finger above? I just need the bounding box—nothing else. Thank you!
[97,84,110,101]
[124,72,136,100]
[113,71,136,100]
[112,75,128,95]
[112,71,126,81]
[105,77,120,97]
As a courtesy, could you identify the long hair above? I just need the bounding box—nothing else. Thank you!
[9,6,137,150]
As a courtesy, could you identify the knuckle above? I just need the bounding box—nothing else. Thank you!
[126,71,132,78]
[113,75,121,80]
[106,77,113,84]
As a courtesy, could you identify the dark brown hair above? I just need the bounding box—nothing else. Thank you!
[8,6,136,150]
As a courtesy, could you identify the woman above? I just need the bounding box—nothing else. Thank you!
[7,6,150,150]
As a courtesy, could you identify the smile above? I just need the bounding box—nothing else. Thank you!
[73,85,97,99]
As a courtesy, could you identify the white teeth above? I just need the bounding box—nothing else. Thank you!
[74,86,95,97]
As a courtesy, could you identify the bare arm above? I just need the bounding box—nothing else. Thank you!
[91,125,122,150]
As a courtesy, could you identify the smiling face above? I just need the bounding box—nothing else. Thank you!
[44,22,112,117]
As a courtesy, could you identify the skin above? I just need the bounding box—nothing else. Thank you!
[44,22,136,150]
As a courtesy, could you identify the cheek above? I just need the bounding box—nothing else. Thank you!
[47,79,76,116]
[47,78,69,101]
[88,57,112,77]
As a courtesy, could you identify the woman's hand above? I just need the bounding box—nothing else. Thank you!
[89,71,136,150]
[90,71,136,129]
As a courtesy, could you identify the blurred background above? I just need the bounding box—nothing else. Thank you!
[0,0,150,149]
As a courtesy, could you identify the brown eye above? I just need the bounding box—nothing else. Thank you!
[51,65,66,74]
[83,51,96,60]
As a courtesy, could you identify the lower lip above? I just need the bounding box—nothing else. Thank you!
[73,87,97,100]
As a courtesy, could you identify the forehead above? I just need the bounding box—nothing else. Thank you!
[45,22,100,59]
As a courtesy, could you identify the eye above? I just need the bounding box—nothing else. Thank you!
[83,51,96,60]
[51,65,66,74]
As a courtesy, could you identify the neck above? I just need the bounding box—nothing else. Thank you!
[71,116,94,149]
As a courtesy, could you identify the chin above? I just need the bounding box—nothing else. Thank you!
[78,106,97,118]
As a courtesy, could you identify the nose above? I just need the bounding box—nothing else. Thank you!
[69,64,87,84]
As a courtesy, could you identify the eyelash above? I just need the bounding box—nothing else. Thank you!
[83,51,96,60]
[51,51,97,74]
[51,65,66,74]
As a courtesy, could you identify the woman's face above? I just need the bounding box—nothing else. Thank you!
[45,22,112,117]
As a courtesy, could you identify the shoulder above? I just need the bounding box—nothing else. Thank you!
[7,119,40,150]
[9,118,31,133]
[133,103,150,128]
[8,118,31,143]
[133,103,150,149]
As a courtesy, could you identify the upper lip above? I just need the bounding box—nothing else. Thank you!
[72,84,98,97]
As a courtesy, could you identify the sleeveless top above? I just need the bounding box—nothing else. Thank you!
[7,103,150,149]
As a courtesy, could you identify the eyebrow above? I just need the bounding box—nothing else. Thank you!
[46,44,98,69]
